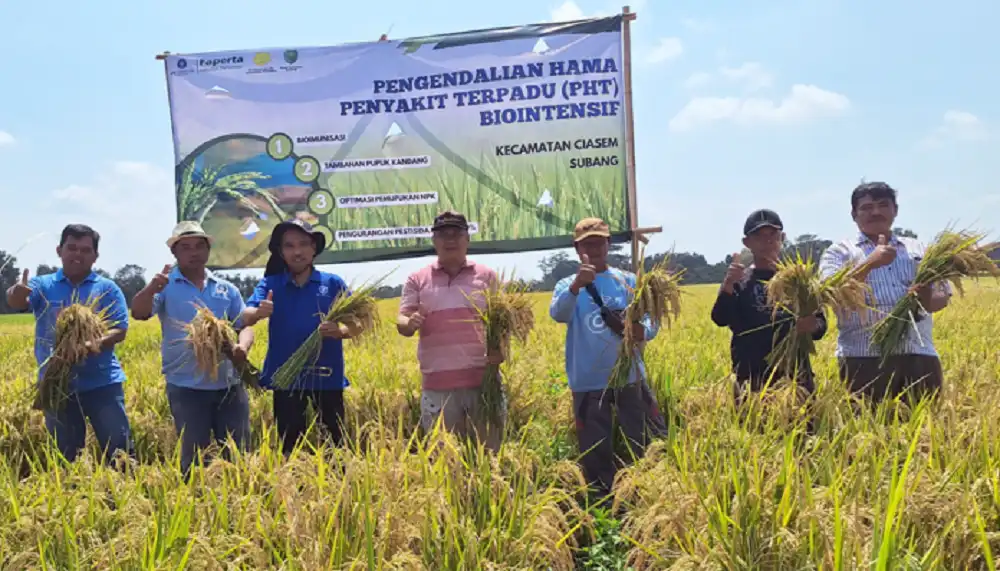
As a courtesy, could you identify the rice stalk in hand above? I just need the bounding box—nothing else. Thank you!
[270,274,388,390]
[870,229,1000,362]
[765,253,870,377]
[34,299,112,412]
[183,305,261,389]
[468,274,535,426]
[608,251,685,389]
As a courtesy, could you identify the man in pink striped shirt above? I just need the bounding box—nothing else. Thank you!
[396,211,505,450]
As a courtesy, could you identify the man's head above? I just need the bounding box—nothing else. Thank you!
[573,217,611,268]
[267,219,325,276]
[431,211,470,262]
[741,209,785,262]
[57,224,100,277]
[851,181,898,237]
[166,221,212,272]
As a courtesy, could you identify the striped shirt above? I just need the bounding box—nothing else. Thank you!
[819,233,951,358]
[399,260,498,390]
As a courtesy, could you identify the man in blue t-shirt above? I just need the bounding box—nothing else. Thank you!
[131,221,256,475]
[549,217,667,502]
[241,219,364,455]
[5,224,133,464]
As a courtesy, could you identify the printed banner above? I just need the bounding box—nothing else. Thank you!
[163,16,628,268]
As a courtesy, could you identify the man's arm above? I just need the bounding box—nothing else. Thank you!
[396,275,422,337]
[818,243,849,281]
[241,278,272,326]
[97,283,130,351]
[710,286,740,328]
[549,278,577,323]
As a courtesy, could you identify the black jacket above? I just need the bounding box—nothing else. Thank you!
[710,268,827,383]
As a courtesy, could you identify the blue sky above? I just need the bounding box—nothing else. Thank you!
[1,0,997,285]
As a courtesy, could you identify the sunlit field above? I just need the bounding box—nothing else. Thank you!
[2,283,1000,570]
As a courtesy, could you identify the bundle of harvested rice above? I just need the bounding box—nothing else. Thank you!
[608,252,685,389]
[765,252,870,375]
[270,274,388,390]
[871,229,1000,361]
[468,274,535,426]
[184,305,261,388]
[34,299,112,411]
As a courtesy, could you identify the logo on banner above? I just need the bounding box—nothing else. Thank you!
[177,58,187,69]
[283,50,298,64]
[253,52,271,66]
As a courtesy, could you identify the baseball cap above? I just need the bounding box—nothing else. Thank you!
[573,217,611,242]
[431,211,469,232]
[166,221,214,249]
[743,209,784,237]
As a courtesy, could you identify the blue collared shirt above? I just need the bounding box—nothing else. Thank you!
[549,268,658,392]
[27,269,129,393]
[246,270,351,391]
[152,267,247,390]
[819,233,952,358]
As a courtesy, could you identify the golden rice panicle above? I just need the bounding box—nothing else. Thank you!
[35,298,113,411]
[623,252,685,346]
[184,305,237,382]
[326,279,385,339]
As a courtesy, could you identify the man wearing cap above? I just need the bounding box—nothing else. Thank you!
[396,211,506,451]
[131,221,256,475]
[711,209,827,408]
[241,219,363,455]
[819,182,951,406]
[6,223,134,465]
[549,217,667,502]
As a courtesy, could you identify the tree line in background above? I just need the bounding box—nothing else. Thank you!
[2,227,996,315]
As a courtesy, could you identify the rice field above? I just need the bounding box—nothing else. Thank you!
[2,282,1000,570]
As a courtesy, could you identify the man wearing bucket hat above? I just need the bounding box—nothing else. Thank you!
[549,217,668,504]
[396,211,506,451]
[241,219,363,455]
[132,221,256,476]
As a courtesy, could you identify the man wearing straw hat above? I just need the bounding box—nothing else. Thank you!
[396,211,506,451]
[549,217,667,503]
[5,224,134,465]
[131,221,256,476]
[241,219,362,455]
[819,181,951,406]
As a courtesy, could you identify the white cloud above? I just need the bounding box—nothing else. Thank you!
[0,131,14,147]
[550,1,586,21]
[13,161,178,276]
[646,37,683,64]
[919,110,988,149]
[684,62,773,93]
[669,84,851,132]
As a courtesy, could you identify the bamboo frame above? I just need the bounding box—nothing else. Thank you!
[621,6,660,273]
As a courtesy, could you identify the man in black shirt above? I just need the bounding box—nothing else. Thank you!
[711,209,828,406]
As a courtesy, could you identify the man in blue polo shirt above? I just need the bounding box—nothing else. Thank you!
[131,221,256,475]
[5,224,133,464]
[241,219,363,455]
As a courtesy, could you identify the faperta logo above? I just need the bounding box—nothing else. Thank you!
[198,55,245,68]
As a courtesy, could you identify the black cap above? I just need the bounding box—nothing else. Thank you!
[431,210,469,232]
[264,219,327,276]
[743,209,784,237]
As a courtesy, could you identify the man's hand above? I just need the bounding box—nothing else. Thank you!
[406,307,427,335]
[721,252,744,294]
[486,347,505,365]
[11,269,31,298]
[570,254,597,294]
[629,321,646,344]
[257,290,274,319]
[866,234,897,270]
[149,264,172,293]
[318,321,348,339]
[795,315,820,334]
[230,343,249,366]
[84,340,102,355]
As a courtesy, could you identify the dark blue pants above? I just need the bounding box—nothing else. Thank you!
[43,382,133,463]
[166,384,250,475]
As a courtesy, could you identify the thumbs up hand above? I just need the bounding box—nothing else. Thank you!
[149,264,172,293]
[257,290,274,319]
[572,253,597,292]
[867,233,897,269]
[722,252,745,294]
[11,269,31,298]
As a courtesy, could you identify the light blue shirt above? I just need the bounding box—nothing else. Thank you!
[819,233,951,358]
[152,267,247,390]
[27,269,129,393]
[549,268,658,392]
